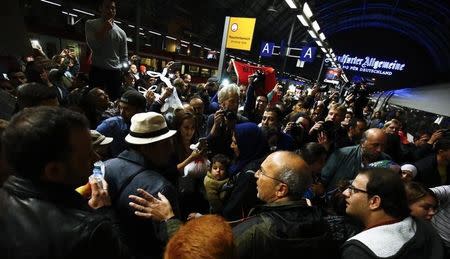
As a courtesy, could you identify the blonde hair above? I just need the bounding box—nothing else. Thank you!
[218,84,239,104]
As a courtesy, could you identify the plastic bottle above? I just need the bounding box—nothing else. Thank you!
[90,161,104,189]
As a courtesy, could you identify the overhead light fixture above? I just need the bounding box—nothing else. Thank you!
[193,44,202,48]
[41,0,61,6]
[166,36,177,40]
[326,53,331,58]
[72,8,94,16]
[320,47,327,53]
[114,20,122,24]
[204,47,211,51]
[62,11,77,17]
[303,2,313,19]
[148,30,161,36]
[144,43,151,47]
[139,32,144,36]
[297,14,309,27]
[329,48,334,54]
[285,0,297,9]
[311,21,320,32]
[331,53,336,58]
[128,24,135,28]
[315,40,323,47]
[181,40,190,44]
[307,30,317,39]
[319,33,325,41]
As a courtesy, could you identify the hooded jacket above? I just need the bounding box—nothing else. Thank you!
[341,217,444,259]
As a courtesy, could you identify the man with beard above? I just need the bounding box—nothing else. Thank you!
[104,112,180,258]
[260,106,295,152]
[320,128,390,192]
[96,90,146,157]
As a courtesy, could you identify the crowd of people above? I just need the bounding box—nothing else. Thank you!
[1,0,450,258]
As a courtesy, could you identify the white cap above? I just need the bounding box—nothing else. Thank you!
[401,164,418,178]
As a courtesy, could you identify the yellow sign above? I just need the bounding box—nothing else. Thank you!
[226,17,256,51]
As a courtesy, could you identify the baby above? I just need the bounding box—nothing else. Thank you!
[203,154,230,214]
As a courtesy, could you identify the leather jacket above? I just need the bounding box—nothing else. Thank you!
[0,175,129,259]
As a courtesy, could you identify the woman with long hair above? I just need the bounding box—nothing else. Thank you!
[173,110,209,217]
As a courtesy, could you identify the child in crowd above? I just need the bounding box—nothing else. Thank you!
[400,164,418,182]
[204,154,231,214]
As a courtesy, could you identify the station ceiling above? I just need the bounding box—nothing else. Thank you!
[32,0,450,88]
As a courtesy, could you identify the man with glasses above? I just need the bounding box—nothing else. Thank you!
[232,151,332,258]
[341,168,444,259]
[127,151,334,258]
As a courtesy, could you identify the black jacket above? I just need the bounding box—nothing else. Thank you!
[341,217,444,259]
[232,200,336,259]
[0,176,129,259]
[105,149,180,259]
[415,154,450,187]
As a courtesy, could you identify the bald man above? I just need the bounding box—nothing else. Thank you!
[232,151,331,259]
[128,151,333,258]
[320,128,391,192]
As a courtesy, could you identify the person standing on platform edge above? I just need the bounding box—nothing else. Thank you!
[85,0,128,101]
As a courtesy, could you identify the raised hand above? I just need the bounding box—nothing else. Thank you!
[129,189,175,221]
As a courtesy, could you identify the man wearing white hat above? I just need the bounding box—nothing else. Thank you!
[104,111,180,259]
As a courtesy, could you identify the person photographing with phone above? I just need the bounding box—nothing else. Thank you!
[85,0,127,101]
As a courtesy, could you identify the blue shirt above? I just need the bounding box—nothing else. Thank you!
[96,116,129,157]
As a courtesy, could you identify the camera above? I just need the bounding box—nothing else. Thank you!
[250,70,265,87]
[223,109,237,121]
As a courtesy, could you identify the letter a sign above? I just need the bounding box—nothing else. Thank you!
[300,46,317,63]
[260,42,274,57]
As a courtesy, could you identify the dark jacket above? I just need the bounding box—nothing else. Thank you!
[321,145,391,192]
[233,200,336,259]
[415,154,450,187]
[341,217,444,259]
[206,113,248,158]
[0,176,129,259]
[105,149,180,259]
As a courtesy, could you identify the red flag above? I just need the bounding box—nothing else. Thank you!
[232,59,279,103]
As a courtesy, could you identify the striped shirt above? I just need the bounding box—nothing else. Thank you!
[431,185,450,247]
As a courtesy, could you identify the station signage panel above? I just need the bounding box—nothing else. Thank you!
[337,54,406,76]
[226,17,256,51]
[260,42,275,57]
[300,46,317,63]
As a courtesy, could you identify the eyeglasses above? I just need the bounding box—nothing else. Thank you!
[346,181,369,195]
[255,168,286,184]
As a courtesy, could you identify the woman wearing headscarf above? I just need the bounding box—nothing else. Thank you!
[222,122,269,221]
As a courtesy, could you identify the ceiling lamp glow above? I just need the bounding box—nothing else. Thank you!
[307,30,317,39]
[319,32,325,41]
[315,40,323,47]
[297,14,309,27]
[312,21,320,32]
[303,2,313,19]
[285,0,297,9]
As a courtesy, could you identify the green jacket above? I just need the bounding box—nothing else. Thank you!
[321,145,390,192]
[232,200,335,259]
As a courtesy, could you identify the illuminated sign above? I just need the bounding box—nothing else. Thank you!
[337,54,406,76]
[226,17,256,51]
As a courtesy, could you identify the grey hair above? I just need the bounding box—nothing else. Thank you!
[218,84,240,104]
[278,166,312,199]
